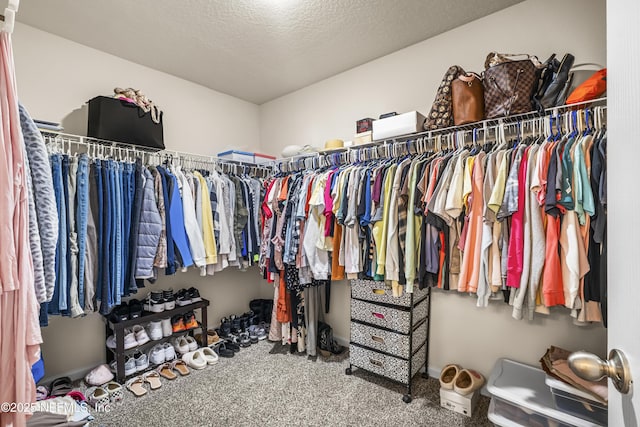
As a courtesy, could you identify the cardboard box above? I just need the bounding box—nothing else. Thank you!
[372,111,426,140]
[440,387,478,417]
[353,131,373,145]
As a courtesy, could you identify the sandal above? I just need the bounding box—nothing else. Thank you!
[171,360,190,376]
[104,381,124,403]
[199,347,219,365]
[86,386,110,409]
[142,371,162,390]
[215,343,235,358]
[125,376,147,397]
[157,362,177,380]
[50,376,73,397]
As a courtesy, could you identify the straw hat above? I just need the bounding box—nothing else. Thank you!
[320,139,344,152]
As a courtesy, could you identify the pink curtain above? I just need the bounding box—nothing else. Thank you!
[0,30,42,427]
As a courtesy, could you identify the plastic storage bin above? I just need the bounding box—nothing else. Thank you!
[487,358,603,427]
[217,149,255,163]
[545,376,607,425]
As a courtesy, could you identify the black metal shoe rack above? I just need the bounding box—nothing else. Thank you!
[345,280,431,403]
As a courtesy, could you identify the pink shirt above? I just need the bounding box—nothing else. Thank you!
[506,147,530,288]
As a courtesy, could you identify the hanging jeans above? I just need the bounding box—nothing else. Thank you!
[60,155,71,315]
[67,156,83,317]
[76,154,89,310]
[114,161,124,302]
[44,154,66,320]
[99,160,112,315]
[121,162,135,294]
[127,159,144,291]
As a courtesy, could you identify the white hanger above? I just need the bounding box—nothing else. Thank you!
[1,0,18,34]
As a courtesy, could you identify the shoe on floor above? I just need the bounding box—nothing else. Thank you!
[439,364,461,390]
[85,364,114,386]
[199,347,218,365]
[453,369,485,396]
[215,343,235,358]
[182,350,207,370]
[86,386,110,409]
[104,381,124,403]
[126,376,148,397]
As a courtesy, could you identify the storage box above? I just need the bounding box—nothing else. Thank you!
[217,150,255,164]
[487,358,603,427]
[440,388,478,417]
[353,131,373,145]
[356,118,375,133]
[253,152,276,165]
[546,376,607,425]
[87,96,164,150]
[372,111,426,140]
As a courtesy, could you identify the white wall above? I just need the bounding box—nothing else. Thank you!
[12,22,273,381]
[259,0,608,377]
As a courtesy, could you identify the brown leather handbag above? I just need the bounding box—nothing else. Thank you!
[483,53,540,119]
[452,73,485,125]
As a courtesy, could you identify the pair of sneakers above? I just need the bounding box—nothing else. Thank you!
[147,319,173,341]
[172,335,199,355]
[144,290,175,313]
[106,325,150,350]
[439,364,486,396]
[172,311,199,333]
[111,352,149,376]
[148,343,177,366]
[175,287,202,306]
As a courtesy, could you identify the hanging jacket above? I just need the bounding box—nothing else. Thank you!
[134,168,162,279]
[19,104,59,302]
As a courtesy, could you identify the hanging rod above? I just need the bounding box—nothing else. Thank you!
[274,97,607,171]
[40,130,275,175]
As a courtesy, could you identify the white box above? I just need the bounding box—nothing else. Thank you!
[372,111,426,140]
[353,131,373,145]
[217,149,255,163]
[440,387,478,417]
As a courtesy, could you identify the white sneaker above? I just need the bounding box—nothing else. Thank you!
[161,318,172,337]
[185,335,198,351]
[148,344,165,366]
[173,336,190,355]
[163,342,176,361]
[124,328,138,349]
[147,321,163,341]
[133,325,151,346]
[135,353,149,372]
[124,357,137,376]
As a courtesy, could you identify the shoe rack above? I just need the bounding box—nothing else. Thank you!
[104,299,210,383]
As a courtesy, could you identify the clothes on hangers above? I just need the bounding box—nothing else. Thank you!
[35,140,265,322]
[264,111,607,326]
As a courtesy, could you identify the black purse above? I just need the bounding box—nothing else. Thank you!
[87,96,165,150]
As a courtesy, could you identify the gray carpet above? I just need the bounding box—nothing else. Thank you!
[88,342,492,427]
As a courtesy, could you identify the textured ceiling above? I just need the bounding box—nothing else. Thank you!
[17,0,523,104]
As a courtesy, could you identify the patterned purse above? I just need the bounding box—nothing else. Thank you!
[482,53,540,119]
[424,65,465,130]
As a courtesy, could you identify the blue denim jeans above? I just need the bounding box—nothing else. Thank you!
[121,162,132,296]
[114,161,123,304]
[47,154,66,317]
[60,155,71,315]
[99,160,112,315]
[94,160,103,306]
[76,154,89,310]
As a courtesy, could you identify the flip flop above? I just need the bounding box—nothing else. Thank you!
[156,362,177,380]
[142,371,162,390]
[171,360,190,376]
[215,343,235,358]
[126,376,147,397]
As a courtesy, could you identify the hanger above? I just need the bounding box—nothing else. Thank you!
[0,0,18,34]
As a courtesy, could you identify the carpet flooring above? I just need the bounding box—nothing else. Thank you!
[88,341,492,427]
